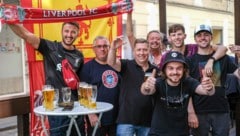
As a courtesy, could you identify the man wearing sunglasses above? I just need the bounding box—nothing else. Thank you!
[80,36,120,136]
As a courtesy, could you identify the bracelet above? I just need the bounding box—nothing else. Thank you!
[209,56,216,62]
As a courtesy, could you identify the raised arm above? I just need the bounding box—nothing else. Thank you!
[107,37,122,72]
[126,12,136,50]
[205,45,227,76]
[8,24,40,49]
[211,45,227,60]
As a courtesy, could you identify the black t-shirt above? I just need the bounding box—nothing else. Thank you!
[116,59,158,127]
[187,53,237,113]
[38,39,84,100]
[148,77,199,136]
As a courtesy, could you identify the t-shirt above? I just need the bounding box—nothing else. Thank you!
[148,77,199,136]
[79,59,120,126]
[187,53,237,113]
[38,39,84,100]
[117,59,158,127]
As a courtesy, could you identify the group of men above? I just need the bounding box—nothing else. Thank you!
[7,11,240,136]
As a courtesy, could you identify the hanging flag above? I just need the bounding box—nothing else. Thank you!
[10,0,132,135]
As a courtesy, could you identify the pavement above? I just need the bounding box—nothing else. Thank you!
[0,116,237,136]
[0,116,17,136]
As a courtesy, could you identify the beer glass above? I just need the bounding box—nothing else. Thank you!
[88,85,97,109]
[42,85,55,111]
[78,82,88,106]
[62,87,71,103]
[54,89,59,108]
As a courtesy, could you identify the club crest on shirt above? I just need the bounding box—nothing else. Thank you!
[102,70,118,88]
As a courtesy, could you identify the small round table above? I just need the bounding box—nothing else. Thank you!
[34,101,113,136]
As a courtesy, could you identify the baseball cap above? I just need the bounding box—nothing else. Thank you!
[162,51,188,70]
[194,24,212,35]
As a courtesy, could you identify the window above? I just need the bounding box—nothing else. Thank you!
[0,0,29,100]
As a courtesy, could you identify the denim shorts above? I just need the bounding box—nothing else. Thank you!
[117,124,150,136]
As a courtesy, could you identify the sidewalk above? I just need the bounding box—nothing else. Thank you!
[0,116,17,136]
[0,116,237,136]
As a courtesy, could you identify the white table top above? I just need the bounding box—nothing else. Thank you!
[34,101,113,116]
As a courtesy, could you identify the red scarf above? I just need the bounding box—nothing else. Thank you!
[0,0,133,24]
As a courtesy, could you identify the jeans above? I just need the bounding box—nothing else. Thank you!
[192,113,230,136]
[117,124,150,136]
[48,115,85,136]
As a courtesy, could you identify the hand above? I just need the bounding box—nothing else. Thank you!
[201,69,214,92]
[115,0,133,13]
[229,44,240,54]
[88,114,100,127]
[188,112,199,128]
[111,36,124,50]
[204,59,214,77]
[144,69,156,94]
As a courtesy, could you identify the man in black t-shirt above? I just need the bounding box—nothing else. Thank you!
[8,22,84,136]
[108,38,157,136]
[187,24,240,136]
[141,51,215,136]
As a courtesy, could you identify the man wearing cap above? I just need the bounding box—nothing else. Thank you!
[159,23,227,76]
[158,24,228,133]
[187,24,240,136]
[141,51,215,136]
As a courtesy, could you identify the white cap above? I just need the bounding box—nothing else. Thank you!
[194,24,212,35]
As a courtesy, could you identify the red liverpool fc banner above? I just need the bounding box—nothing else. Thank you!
[0,0,132,24]
[0,0,132,135]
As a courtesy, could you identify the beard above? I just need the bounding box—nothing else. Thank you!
[62,36,76,46]
[167,74,182,84]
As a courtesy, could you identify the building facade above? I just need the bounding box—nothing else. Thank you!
[124,0,234,46]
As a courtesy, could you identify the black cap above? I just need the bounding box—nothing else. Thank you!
[162,51,188,70]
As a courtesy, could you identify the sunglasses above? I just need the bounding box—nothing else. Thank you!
[93,44,109,49]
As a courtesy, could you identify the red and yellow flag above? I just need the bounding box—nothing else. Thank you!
[12,0,131,135]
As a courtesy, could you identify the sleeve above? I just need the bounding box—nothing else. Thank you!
[226,55,238,73]
[185,77,200,96]
[76,51,84,75]
[37,38,56,56]
[155,77,164,96]
[185,57,193,73]
[120,59,128,74]
[79,62,91,83]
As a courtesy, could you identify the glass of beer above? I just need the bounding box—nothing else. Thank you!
[88,85,97,109]
[62,87,71,103]
[42,85,55,111]
[78,82,88,106]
